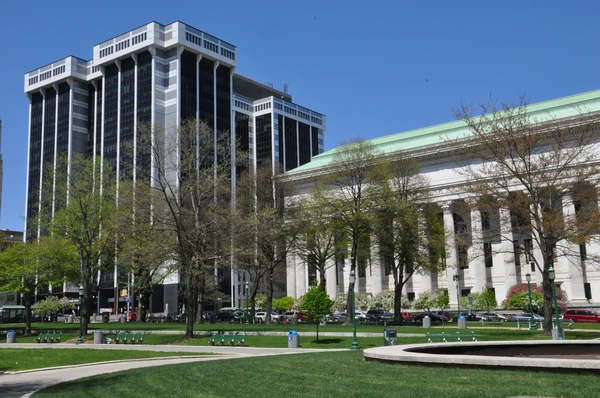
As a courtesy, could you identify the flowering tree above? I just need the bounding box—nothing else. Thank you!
[502,283,568,313]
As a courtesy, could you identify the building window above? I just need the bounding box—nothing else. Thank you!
[461,288,471,297]
[524,239,533,262]
[585,283,592,300]
[454,213,467,234]
[484,242,493,268]
[513,242,521,266]
[308,263,317,286]
[458,246,468,269]
[481,211,490,230]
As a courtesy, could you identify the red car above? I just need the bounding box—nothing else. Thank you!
[562,309,600,323]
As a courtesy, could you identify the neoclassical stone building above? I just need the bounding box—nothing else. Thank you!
[282,89,600,309]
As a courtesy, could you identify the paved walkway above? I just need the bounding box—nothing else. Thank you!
[0,344,345,398]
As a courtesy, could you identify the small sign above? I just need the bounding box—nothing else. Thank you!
[125,296,130,302]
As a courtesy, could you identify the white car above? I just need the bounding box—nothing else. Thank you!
[255,312,280,323]
[355,310,367,320]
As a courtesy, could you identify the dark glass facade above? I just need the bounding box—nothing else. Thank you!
[298,122,311,166]
[278,115,284,171]
[103,64,119,168]
[55,82,70,192]
[216,65,231,135]
[42,87,56,176]
[256,114,272,166]
[180,50,197,121]
[198,58,214,127]
[95,80,103,157]
[87,84,96,155]
[311,126,319,156]
[284,116,297,171]
[26,92,44,240]
[235,111,249,178]
[120,58,135,180]
[136,51,152,179]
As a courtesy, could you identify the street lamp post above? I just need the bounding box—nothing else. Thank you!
[349,270,360,350]
[548,265,563,340]
[525,273,537,331]
[245,281,249,325]
[453,274,461,314]
[76,285,84,344]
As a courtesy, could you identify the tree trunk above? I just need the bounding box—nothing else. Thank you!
[542,269,554,336]
[344,240,358,326]
[319,265,327,291]
[266,271,274,324]
[24,299,32,336]
[394,281,403,320]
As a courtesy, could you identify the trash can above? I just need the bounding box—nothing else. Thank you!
[6,330,16,344]
[384,328,397,346]
[102,313,110,323]
[120,315,125,323]
[93,331,104,344]
[458,315,467,329]
[423,315,431,329]
[288,330,299,348]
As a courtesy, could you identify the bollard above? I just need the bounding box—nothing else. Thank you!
[517,319,520,330]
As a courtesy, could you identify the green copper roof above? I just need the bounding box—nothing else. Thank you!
[290,88,600,174]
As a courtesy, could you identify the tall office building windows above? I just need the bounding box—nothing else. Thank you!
[120,58,135,180]
[298,122,311,166]
[284,117,297,171]
[216,65,231,135]
[94,81,103,157]
[256,114,272,166]
[278,114,284,171]
[198,57,214,127]
[103,64,119,168]
[27,92,43,239]
[311,126,319,157]
[235,111,249,178]
[180,50,197,121]
[55,82,70,189]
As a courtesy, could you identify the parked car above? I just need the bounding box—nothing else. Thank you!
[508,313,544,322]
[477,312,509,322]
[355,310,367,321]
[366,309,394,322]
[255,312,281,323]
[328,312,347,322]
[283,310,308,323]
[216,309,239,322]
[563,309,600,323]
[414,311,450,322]
[450,312,481,322]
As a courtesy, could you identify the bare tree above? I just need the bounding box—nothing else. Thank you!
[313,140,386,325]
[236,163,298,323]
[48,154,120,335]
[454,96,600,334]
[373,159,445,318]
[117,181,175,322]
[291,192,345,291]
[137,120,234,338]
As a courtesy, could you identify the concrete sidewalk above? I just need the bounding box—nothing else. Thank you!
[0,344,345,398]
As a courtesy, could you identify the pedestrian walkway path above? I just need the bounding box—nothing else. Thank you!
[0,344,347,398]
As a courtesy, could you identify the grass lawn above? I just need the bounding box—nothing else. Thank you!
[0,348,209,372]
[34,350,599,398]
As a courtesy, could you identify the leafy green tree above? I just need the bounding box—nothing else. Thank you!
[434,290,450,311]
[0,236,77,334]
[502,283,567,313]
[272,296,295,312]
[300,282,334,342]
[46,153,120,336]
[33,296,75,319]
[476,286,498,313]
[459,292,481,313]
[413,290,435,312]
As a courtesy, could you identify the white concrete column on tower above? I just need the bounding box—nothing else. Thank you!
[51,83,59,218]
[132,54,138,183]
[370,239,383,296]
[469,208,487,292]
[286,250,297,298]
[561,193,587,303]
[499,207,518,299]
[325,258,337,299]
[441,202,459,308]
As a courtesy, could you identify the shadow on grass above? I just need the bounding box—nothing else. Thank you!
[311,339,342,344]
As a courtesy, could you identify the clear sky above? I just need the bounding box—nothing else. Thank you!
[1,1,598,232]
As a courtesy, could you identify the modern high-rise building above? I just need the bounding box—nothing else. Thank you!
[0,120,3,225]
[24,21,326,313]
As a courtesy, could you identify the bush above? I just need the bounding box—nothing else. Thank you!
[502,283,568,312]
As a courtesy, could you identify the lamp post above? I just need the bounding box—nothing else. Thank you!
[76,285,84,344]
[245,281,249,325]
[525,273,537,331]
[349,270,360,350]
[453,274,461,314]
[548,265,563,340]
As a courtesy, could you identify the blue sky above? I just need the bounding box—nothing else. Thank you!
[0,1,598,231]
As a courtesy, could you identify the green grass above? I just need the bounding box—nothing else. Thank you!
[0,348,210,372]
[34,350,599,398]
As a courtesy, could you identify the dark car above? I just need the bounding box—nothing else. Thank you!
[366,309,394,322]
[216,310,238,322]
[450,312,481,322]
[414,311,449,322]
